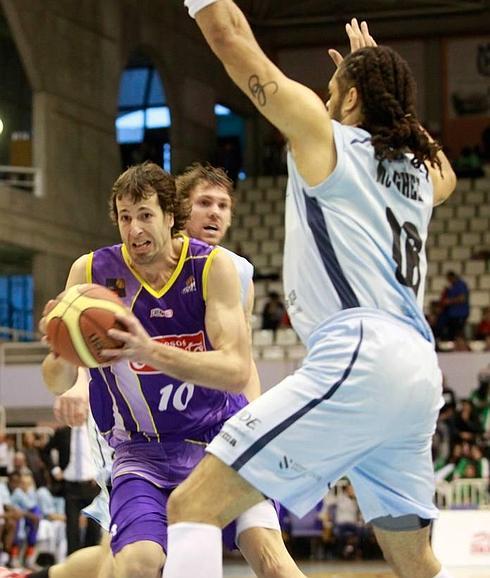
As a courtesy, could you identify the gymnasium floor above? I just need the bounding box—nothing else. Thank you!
[223,559,489,577]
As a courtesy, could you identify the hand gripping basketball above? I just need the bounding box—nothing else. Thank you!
[45,283,127,367]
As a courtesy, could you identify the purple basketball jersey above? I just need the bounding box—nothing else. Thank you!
[87,236,248,452]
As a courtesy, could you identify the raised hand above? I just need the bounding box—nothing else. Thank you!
[328,18,377,68]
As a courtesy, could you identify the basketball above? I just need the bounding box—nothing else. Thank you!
[45,283,127,367]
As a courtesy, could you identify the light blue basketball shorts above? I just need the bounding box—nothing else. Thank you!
[207,310,443,522]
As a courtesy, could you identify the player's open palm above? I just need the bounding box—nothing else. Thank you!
[328,18,377,68]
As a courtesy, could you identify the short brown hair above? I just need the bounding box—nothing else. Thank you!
[176,162,235,209]
[110,162,190,235]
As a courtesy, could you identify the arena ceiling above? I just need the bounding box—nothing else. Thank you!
[236,0,489,45]
[240,0,486,24]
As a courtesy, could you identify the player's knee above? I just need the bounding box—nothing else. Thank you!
[114,544,163,578]
[167,484,188,524]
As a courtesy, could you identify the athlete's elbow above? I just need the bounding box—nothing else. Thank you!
[42,354,77,395]
[229,358,251,393]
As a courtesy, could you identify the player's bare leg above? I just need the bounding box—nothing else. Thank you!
[373,525,445,578]
[238,527,306,578]
[168,455,263,528]
[31,534,113,578]
[112,541,165,578]
[164,454,279,577]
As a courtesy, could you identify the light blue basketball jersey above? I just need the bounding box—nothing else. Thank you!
[283,120,434,344]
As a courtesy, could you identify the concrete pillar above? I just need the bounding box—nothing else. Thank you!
[32,252,73,325]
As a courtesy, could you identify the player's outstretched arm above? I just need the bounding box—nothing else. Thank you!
[189,0,334,186]
[103,250,251,392]
[41,254,90,394]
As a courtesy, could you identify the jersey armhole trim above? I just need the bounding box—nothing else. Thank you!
[202,247,220,302]
[86,252,94,283]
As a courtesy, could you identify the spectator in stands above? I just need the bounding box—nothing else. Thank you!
[438,271,470,340]
[475,307,490,340]
[427,299,444,339]
[36,484,67,563]
[320,483,364,560]
[442,378,457,412]
[0,434,8,477]
[454,399,483,444]
[470,373,490,434]
[435,441,464,482]
[0,478,22,567]
[10,472,42,569]
[42,425,100,555]
[433,381,458,471]
[453,145,485,179]
[22,433,48,489]
[4,436,15,475]
[470,444,489,479]
[5,472,25,567]
[261,291,286,331]
[450,442,482,481]
[12,451,31,477]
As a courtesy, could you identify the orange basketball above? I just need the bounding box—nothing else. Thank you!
[45,283,127,367]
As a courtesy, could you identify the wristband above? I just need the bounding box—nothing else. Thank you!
[184,0,218,19]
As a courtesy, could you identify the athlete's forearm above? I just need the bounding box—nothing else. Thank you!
[42,353,78,395]
[146,341,250,393]
[194,1,267,95]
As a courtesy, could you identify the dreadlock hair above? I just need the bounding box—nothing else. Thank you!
[338,46,441,173]
[110,162,190,236]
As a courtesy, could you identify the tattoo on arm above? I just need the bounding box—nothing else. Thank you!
[248,74,278,107]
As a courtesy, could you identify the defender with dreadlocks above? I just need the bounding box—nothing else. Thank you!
[163,7,456,578]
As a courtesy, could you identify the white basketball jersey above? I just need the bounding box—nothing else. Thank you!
[219,246,254,307]
[283,120,433,344]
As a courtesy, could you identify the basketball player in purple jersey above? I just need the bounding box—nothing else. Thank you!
[36,162,305,578]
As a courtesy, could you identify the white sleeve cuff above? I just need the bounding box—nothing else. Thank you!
[184,0,218,19]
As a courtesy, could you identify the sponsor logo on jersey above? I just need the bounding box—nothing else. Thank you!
[105,278,126,297]
[129,331,206,374]
[150,308,174,318]
[219,430,238,447]
[277,454,322,482]
[237,409,261,430]
[110,523,118,537]
[182,275,197,294]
